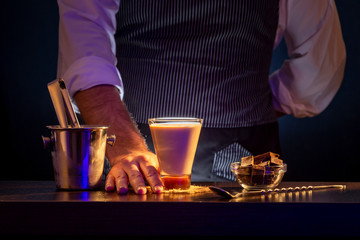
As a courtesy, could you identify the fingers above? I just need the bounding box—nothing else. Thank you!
[105,174,115,192]
[115,169,129,194]
[105,168,128,194]
[105,152,163,195]
[127,163,147,194]
[138,160,163,194]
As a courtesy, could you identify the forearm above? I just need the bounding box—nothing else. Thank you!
[74,85,148,165]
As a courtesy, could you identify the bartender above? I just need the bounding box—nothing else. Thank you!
[57,0,346,194]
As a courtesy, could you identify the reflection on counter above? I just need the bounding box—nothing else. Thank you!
[233,190,313,202]
[231,190,315,202]
[0,181,352,203]
[54,182,350,202]
[55,187,343,202]
[54,184,214,202]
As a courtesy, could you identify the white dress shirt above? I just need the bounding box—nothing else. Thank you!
[270,0,346,117]
[57,0,346,118]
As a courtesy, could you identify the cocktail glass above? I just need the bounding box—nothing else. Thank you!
[148,117,203,190]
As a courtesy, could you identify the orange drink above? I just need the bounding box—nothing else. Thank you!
[148,118,202,190]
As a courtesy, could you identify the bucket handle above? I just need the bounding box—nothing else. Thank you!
[42,136,52,149]
[107,135,116,147]
[42,134,116,148]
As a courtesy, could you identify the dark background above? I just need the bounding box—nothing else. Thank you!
[1,0,359,181]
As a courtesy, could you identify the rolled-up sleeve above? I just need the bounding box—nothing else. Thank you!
[270,0,346,118]
[57,0,123,99]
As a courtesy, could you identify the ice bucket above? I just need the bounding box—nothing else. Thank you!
[42,125,115,190]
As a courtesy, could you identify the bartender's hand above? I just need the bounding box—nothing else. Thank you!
[105,150,163,194]
[74,85,163,194]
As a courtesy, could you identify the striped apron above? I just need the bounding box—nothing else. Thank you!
[112,0,280,181]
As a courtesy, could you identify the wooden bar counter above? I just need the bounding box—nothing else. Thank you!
[1,181,360,237]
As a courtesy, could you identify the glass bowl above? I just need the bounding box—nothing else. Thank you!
[231,162,287,190]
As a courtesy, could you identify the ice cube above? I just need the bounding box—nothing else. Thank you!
[270,157,283,166]
[251,165,265,185]
[254,152,280,163]
[256,161,270,167]
[241,155,254,166]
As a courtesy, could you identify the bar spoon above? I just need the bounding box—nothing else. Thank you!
[209,184,346,199]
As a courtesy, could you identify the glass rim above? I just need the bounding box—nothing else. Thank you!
[148,117,203,124]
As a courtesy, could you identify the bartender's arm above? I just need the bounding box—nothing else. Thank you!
[270,0,346,117]
[75,86,163,194]
[57,0,163,194]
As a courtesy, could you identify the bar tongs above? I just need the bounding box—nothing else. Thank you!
[47,78,80,128]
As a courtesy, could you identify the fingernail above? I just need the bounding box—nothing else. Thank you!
[136,186,147,195]
[105,184,114,192]
[118,187,128,195]
[154,185,163,194]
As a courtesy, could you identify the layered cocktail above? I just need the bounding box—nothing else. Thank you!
[148,118,202,190]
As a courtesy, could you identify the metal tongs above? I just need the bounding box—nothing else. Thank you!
[48,78,80,128]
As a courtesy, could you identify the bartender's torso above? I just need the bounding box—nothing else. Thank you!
[115,0,279,128]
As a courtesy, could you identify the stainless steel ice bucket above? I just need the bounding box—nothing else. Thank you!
[42,125,115,190]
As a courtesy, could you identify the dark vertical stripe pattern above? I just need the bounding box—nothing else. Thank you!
[115,0,279,128]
